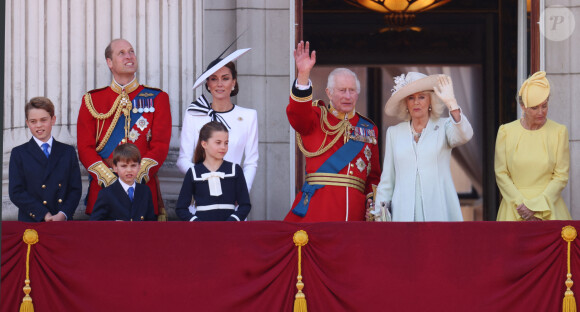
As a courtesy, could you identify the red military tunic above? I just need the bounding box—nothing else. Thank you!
[284,83,381,222]
[77,79,171,215]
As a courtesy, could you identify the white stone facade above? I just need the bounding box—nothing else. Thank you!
[545,1,580,219]
[2,0,293,221]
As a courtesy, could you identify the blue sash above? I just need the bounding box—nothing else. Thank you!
[98,88,161,158]
[292,117,371,217]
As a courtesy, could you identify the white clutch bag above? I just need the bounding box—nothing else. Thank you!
[376,201,392,222]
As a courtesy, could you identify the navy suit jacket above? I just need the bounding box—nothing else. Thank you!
[89,180,156,221]
[9,138,82,222]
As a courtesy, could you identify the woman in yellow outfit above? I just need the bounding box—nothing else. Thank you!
[495,71,571,221]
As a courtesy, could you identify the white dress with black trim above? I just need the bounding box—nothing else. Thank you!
[175,160,251,221]
[176,95,259,191]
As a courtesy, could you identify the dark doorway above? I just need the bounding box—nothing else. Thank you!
[299,0,519,220]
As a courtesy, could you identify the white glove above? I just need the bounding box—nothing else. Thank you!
[433,75,459,111]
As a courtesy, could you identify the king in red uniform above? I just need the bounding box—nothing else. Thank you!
[77,39,171,219]
[284,41,381,222]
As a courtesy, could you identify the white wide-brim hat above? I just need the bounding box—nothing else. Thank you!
[192,48,251,89]
[384,72,443,117]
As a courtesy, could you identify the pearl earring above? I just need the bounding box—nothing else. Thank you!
[428,106,432,111]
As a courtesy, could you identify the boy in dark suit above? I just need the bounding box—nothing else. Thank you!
[9,97,82,222]
[90,143,156,221]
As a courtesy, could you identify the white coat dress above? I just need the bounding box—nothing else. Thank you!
[374,113,473,221]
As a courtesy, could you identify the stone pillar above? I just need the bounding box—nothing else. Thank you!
[544,2,578,218]
[2,0,293,221]
[2,0,198,220]
[202,0,292,221]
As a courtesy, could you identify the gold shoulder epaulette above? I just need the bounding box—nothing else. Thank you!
[87,86,109,94]
[357,113,377,127]
[142,85,163,91]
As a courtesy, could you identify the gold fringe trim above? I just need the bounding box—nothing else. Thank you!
[296,106,352,158]
[84,89,133,153]
[293,230,309,312]
[562,225,577,312]
[20,229,39,312]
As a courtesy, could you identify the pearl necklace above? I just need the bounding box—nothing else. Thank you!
[411,122,424,140]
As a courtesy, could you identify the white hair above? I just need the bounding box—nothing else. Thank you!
[396,91,445,121]
[326,68,361,95]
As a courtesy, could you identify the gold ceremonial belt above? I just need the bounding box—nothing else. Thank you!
[305,173,365,193]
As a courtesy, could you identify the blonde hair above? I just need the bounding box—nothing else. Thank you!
[395,91,445,121]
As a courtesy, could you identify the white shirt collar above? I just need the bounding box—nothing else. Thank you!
[113,76,137,89]
[118,179,136,194]
[33,136,54,149]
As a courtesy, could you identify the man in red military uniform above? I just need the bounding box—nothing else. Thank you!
[284,41,381,222]
[77,39,171,220]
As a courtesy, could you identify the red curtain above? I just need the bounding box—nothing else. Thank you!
[2,221,579,311]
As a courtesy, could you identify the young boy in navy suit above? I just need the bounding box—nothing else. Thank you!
[90,143,156,221]
[9,97,82,222]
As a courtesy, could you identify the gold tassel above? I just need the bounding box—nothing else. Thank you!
[562,226,577,312]
[293,230,309,312]
[20,229,39,312]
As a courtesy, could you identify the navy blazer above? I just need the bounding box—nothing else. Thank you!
[9,138,82,222]
[89,180,156,221]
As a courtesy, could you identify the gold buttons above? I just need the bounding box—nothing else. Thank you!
[42,185,46,189]
[58,199,63,203]
[121,139,126,143]
[43,201,47,205]
[29,213,33,217]
[350,164,354,167]
[349,171,353,175]
[140,216,144,220]
[59,184,62,187]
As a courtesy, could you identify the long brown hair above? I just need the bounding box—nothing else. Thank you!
[193,121,229,164]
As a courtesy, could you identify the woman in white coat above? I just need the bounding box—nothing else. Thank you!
[177,49,258,191]
[373,72,473,221]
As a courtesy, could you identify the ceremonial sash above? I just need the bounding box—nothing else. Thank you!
[292,117,371,217]
[98,88,161,158]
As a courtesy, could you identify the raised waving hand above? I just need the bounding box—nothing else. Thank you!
[294,41,316,85]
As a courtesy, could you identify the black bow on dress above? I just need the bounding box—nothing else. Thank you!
[187,95,231,129]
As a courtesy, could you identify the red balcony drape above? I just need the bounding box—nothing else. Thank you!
[2,221,578,311]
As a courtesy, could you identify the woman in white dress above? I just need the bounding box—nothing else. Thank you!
[177,51,258,191]
[373,72,473,221]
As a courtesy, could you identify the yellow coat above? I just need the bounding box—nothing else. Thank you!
[495,119,571,221]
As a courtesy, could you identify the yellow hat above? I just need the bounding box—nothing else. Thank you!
[518,71,550,108]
